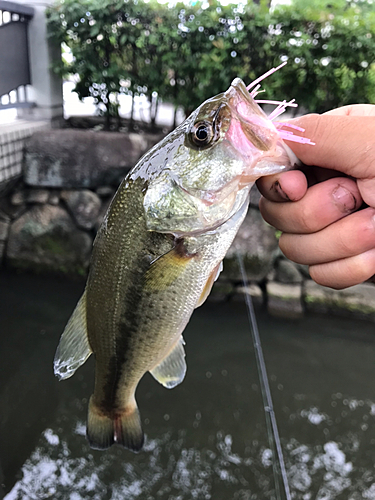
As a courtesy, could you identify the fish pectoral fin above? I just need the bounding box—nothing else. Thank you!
[144,240,194,292]
[53,290,92,380]
[150,336,186,389]
[195,261,223,309]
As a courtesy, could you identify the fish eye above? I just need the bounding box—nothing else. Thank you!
[191,121,214,148]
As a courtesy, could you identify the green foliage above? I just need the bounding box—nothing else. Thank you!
[47,0,375,122]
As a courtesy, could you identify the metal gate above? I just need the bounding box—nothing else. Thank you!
[0,1,34,110]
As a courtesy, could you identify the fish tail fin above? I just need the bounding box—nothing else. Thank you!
[86,397,144,452]
[87,396,115,450]
[115,405,144,452]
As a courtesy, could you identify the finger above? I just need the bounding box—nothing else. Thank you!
[324,104,375,117]
[259,177,361,234]
[279,207,375,265]
[309,248,375,289]
[281,114,375,179]
[256,170,308,202]
[303,166,343,186]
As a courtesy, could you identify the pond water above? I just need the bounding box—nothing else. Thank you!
[1,270,375,500]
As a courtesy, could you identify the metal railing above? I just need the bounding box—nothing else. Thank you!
[0,1,35,110]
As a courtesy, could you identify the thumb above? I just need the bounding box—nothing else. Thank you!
[357,178,375,208]
[282,114,375,181]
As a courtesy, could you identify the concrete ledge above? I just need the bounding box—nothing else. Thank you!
[24,129,161,188]
[267,282,303,319]
[304,281,375,320]
[234,284,264,307]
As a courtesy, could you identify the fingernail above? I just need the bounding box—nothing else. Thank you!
[332,185,357,213]
[273,180,290,201]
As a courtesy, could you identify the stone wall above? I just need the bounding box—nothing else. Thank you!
[2,128,375,322]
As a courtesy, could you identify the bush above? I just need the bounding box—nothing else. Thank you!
[47,0,375,126]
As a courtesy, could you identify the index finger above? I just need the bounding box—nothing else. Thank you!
[324,104,375,117]
[283,113,375,179]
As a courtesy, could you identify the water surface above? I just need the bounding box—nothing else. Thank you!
[1,271,375,499]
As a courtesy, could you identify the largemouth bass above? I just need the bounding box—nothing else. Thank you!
[54,69,312,452]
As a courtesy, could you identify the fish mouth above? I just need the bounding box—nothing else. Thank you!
[229,78,267,117]
[227,78,278,153]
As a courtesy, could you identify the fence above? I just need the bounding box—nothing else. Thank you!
[0,1,34,110]
[0,120,50,190]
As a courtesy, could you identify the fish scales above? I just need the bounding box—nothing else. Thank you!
[54,74,309,452]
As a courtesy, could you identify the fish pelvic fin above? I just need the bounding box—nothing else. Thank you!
[150,336,186,389]
[54,290,92,380]
[87,397,144,452]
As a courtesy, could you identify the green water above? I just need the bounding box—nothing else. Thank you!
[1,270,375,499]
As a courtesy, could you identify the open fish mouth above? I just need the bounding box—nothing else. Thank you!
[228,63,314,155]
[229,78,278,153]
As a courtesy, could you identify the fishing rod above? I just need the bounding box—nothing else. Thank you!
[237,252,291,500]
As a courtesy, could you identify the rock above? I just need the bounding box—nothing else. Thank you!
[24,130,161,189]
[266,282,303,319]
[233,283,264,306]
[0,210,11,224]
[7,205,92,275]
[249,184,261,209]
[96,186,115,198]
[223,207,279,282]
[0,196,26,221]
[95,198,112,231]
[275,258,303,284]
[48,191,60,206]
[0,242,5,263]
[303,281,375,320]
[61,190,101,230]
[11,190,27,206]
[27,189,49,204]
[0,219,9,241]
[296,263,311,279]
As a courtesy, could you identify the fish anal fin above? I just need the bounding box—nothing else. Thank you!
[195,261,223,308]
[87,397,144,452]
[150,336,186,389]
[54,291,92,380]
[144,240,195,292]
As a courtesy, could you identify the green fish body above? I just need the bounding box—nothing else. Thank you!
[54,78,299,451]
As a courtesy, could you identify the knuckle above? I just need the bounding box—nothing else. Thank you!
[297,203,317,233]
[352,141,375,177]
[351,253,375,283]
[336,224,354,256]
[279,234,301,263]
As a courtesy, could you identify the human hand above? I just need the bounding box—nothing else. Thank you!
[257,104,375,289]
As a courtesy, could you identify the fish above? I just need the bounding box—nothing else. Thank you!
[53,63,313,452]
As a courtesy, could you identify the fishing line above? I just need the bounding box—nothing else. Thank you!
[237,252,291,500]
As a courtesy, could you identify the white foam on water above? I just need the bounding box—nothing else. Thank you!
[43,429,60,446]
[4,408,375,500]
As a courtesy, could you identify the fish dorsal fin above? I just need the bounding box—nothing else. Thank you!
[195,261,223,308]
[54,291,92,380]
[150,336,186,389]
